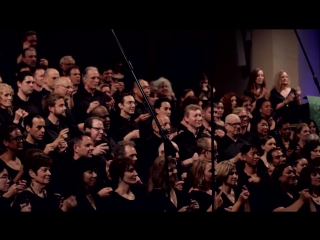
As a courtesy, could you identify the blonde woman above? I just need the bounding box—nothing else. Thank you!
[0,83,26,127]
[269,70,302,123]
[188,159,213,212]
[215,161,250,212]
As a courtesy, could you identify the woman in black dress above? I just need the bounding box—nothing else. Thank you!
[299,166,320,212]
[0,83,25,127]
[188,159,212,212]
[268,163,315,212]
[72,156,105,212]
[0,160,26,212]
[215,161,250,212]
[104,157,147,212]
[269,70,302,123]
[14,149,76,212]
[0,125,25,183]
[148,156,199,212]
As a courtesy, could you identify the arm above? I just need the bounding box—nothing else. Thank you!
[273,198,305,212]
[275,98,289,110]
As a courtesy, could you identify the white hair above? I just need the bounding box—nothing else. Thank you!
[59,56,74,65]
[83,66,99,78]
[152,77,173,93]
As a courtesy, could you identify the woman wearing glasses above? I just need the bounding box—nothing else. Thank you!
[0,161,27,212]
[0,125,24,183]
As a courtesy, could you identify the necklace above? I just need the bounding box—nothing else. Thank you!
[29,185,47,198]
[312,194,319,202]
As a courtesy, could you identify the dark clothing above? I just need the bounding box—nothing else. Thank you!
[103,191,147,212]
[269,88,301,123]
[216,135,248,162]
[133,99,153,140]
[72,86,111,124]
[138,133,164,182]
[0,108,14,127]
[172,129,209,172]
[13,190,61,212]
[12,94,42,116]
[43,118,70,144]
[188,190,212,212]
[0,196,12,212]
[109,115,139,143]
[147,188,190,212]
[31,88,50,102]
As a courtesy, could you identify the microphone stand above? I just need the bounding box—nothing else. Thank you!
[294,29,320,95]
[111,29,173,200]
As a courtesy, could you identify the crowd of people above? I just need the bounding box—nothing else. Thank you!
[0,30,214,212]
[214,67,320,212]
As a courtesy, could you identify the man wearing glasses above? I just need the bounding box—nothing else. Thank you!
[216,114,248,163]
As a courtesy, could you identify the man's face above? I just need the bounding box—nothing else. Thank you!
[271,150,286,166]
[68,68,81,85]
[27,117,45,141]
[56,78,73,97]
[225,116,241,137]
[153,115,171,137]
[45,70,60,90]
[237,110,248,128]
[26,34,37,48]
[23,50,37,67]
[61,57,75,73]
[156,102,171,117]
[84,70,100,90]
[88,119,104,142]
[17,76,34,96]
[95,108,110,130]
[124,145,138,163]
[119,95,136,116]
[50,98,66,117]
[75,136,94,158]
[203,107,212,123]
[280,123,291,139]
[34,69,45,87]
[102,69,113,83]
[134,80,150,99]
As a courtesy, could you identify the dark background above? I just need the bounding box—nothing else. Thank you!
[0,29,242,96]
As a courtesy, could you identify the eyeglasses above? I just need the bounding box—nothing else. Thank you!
[8,136,24,142]
[0,175,11,181]
[59,85,73,89]
[168,167,177,172]
[227,122,241,127]
[239,115,248,119]
[91,127,104,132]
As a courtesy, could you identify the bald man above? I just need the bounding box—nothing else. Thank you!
[54,77,74,109]
[43,68,60,92]
[216,113,248,162]
[90,105,110,131]
[137,114,172,182]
